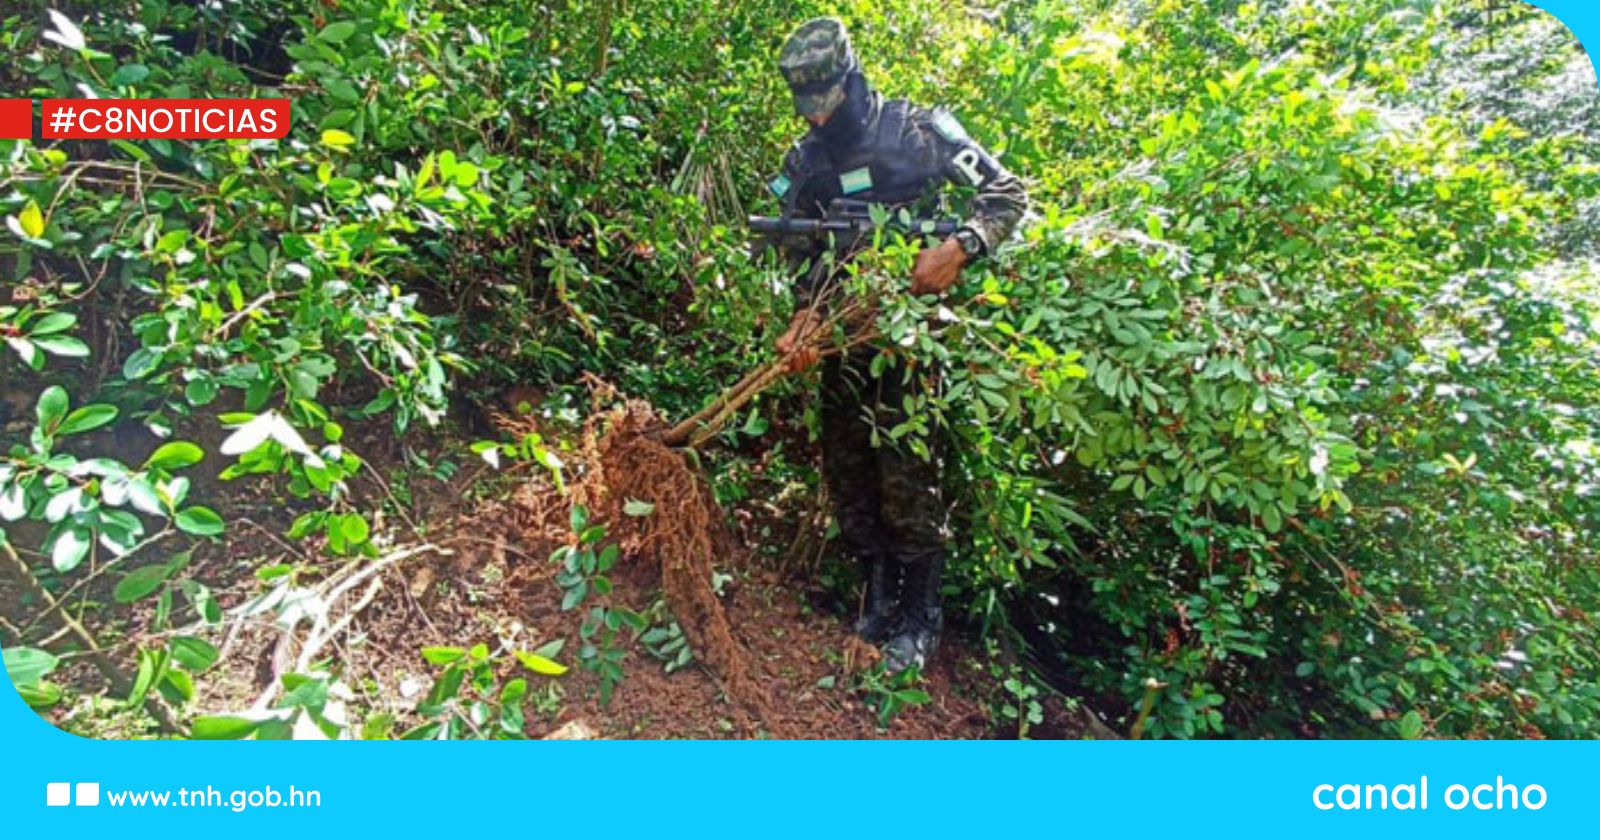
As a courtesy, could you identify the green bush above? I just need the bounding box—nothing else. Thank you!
[2,0,1595,738]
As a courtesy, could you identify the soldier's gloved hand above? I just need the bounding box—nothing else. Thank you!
[776,309,822,374]
[911,236,968,296]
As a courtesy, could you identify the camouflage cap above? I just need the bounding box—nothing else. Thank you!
[778,17,856,118]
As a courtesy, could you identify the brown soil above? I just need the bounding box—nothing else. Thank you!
[497,528,994,739]
[6,389,1094,740]
[489,390,997,738]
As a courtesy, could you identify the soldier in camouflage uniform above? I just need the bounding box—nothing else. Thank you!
[768,18,1027,670]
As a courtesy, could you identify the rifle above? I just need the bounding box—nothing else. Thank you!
[749,198,961,247]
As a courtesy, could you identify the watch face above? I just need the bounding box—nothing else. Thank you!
[957,230,981,255]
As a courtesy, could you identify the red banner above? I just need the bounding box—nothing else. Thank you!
[0,99,31,140]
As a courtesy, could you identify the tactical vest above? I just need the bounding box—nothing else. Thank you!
[785,95,948,217]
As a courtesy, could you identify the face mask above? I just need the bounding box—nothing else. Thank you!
[816,71,871,148]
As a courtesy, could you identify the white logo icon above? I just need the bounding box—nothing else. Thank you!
[45,782,100,806]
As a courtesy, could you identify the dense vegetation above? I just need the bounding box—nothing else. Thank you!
[2,0,1596,739]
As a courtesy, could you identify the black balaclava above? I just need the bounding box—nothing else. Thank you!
[815,70,872,149]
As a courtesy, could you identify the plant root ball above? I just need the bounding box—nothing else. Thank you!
[569,399,782,735]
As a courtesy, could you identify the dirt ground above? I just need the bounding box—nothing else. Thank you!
[335,432,1003,740]
[6,398,1099,740]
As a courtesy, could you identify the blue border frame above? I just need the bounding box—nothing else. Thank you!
[1540,1,1600,94]
[2,3,1597,836]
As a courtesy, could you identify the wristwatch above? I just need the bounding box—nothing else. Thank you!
[953,227,984,258]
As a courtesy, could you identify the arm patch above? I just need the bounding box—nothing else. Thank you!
[950,144,999,187]
[931,109,969,143]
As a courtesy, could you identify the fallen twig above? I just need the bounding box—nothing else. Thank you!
[248,542,446,713]
[1,538,185,735]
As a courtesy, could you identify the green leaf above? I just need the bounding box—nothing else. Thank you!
[191,715,261,740]
[57,404,117,436]
[423,667,464,708]
[145,441,204,470]
[6,337,41,369]
[30,312,76,334]
[318,21,358,43]
[276,675,328,712]
[110,140,152,162]
[255,718,294,740]
[50,526,91,572]
[1261,504,1282,534]
[114,564,173,603]
[37,385,69,432]
[3,647,60,685]
[160,668,195,703]
[361,713,395,740]
[1398,710,1424,740]
[110,63,150,85]
[515,651,569,676]
[170,637,220,672]
[197,587,222,624]
[399,721,441,740]
[185,378,218,406]
[126,648,163,708]
[42,10,85,50]
[623,499,655,517]
[220,412,274,456]
[122,347,160,380]
[125,478,164,515]
[18,681,62,708]
[640,627,670,644]
[340,513,370,545]
[248,241,269,271]
[155,229,189,253]
[18,200,44,239]
[321,129,356,148]
[740,411,769,437]
[175,506,225,536]
[287,512,322,539]
[416,154,436,190]
[500,678,528,705]
[421,646,466,665]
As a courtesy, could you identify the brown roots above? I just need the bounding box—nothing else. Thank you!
[565,390,782,734]
[511,307,879,735]
[661,296,879,448]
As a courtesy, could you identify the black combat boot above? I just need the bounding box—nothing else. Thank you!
[883,555,944,672]
[853,552,900,643]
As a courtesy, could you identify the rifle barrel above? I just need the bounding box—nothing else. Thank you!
[748,216,960,238]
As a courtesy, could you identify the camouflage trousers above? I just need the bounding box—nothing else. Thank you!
[819,345,950,573]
